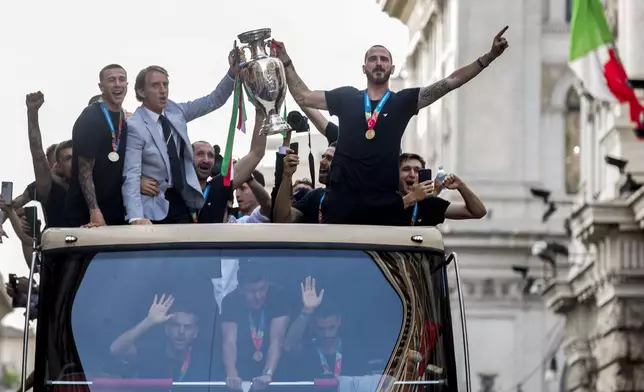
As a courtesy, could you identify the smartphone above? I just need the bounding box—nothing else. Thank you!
[289,142,299,155]
[1,181,13,202]
[8,274,17,291]
[418,169,433,183]
[24,206,38,237]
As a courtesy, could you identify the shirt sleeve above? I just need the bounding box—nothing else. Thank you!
[398,88,422,119]
[419,196,451,226]
[325,86,357,117]
[325,122,339,144]
[72,106,101,159]
[220,292,240,322]
[25,182,37,201]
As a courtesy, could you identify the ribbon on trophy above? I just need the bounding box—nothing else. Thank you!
[221,73,248,186]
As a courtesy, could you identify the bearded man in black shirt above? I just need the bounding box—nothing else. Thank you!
[65,64,129,227]
[271,27,509,225]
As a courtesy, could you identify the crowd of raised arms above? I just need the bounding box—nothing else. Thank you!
[0,28,508,391]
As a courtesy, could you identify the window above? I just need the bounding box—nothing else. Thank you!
[40,248,456,392]
[565,88,581,194]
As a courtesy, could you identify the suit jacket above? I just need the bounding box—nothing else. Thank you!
[122,73,235,221]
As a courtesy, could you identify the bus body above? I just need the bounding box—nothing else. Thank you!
[26,224,470,392]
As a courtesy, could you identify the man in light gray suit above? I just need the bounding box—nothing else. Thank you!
[123,51,239,224]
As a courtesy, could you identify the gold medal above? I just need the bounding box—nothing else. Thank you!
[365,129,375,140]
[253,351,263,362]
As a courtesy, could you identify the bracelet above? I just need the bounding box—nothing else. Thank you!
[476,58,487,69]
[282,59,293,68]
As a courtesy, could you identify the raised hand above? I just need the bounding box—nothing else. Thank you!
[270,40,290,64]
[25,91,44,111]
[301,276,324,312]
[490,26,509,58]
[145,294,174,325]
[442,174,463,190]
[228,46,243,76]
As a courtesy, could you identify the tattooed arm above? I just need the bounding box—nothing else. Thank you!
[417,51,496,110]
[271,41,327,110]
[27,107,53,203]
[78,156,105,226]
[283,64,327,110]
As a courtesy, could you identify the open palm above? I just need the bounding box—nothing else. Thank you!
[301,276,324,310]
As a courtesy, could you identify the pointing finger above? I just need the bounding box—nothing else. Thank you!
[496,26,509,39]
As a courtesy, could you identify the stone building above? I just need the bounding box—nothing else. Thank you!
[378,0,584,391]
[541,0,644,391]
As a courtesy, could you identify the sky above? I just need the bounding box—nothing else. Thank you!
[0,0,408,327]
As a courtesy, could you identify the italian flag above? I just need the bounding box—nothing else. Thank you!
[569,0,644,138]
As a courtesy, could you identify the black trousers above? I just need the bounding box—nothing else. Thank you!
[322,189,407,226]
[153,188,192,224]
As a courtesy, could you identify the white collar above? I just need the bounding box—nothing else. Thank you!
[143,106,166,123]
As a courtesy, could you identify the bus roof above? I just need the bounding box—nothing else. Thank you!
[40,224,444,253]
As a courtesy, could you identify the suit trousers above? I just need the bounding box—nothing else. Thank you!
[153,188,192,224]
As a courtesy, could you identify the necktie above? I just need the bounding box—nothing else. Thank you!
[159,115,184,193]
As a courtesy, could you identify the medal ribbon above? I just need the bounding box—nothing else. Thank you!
[172,348,191,382]
[249,309,265,351]
[318,191,327,224]
[100,103,123,153]
[363,90,391,130]
[316,339,343,376]
[190,183,211,223]
[411,201,418,226]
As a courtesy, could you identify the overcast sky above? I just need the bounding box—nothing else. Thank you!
[0,0,407,327]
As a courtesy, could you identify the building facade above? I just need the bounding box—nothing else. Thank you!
[379,0,581,391]
[542,0,644,391]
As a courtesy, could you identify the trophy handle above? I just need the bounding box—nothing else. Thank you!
[265,40,274,56]
[239,45,252,64]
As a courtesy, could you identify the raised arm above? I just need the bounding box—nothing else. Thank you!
[25,92,53,202]
[417,26,509,110]
[177,49,240,122]
[272,41,328,110]
[231,110,267,189]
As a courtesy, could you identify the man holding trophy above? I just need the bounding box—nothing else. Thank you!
[241,28,508,226]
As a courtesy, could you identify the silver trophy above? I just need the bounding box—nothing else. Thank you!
[238,28,291,135]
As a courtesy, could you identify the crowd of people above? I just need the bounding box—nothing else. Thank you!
[0,26,509,391]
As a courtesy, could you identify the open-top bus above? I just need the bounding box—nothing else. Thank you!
[23,224,471,392]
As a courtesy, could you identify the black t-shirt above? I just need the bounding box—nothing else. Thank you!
[194,175,231,223]
[282,338,369,380]
[325,87,420,199]
[134,344,211,381]
[405,196,451,227]
[65,103,127,226]
[292,188,327,224]
[26,180,67,228]
[220,286,291,379]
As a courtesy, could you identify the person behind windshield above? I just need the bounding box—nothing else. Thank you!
[282,277,367,380]
[221,263,291,390]
[109,294,208,381]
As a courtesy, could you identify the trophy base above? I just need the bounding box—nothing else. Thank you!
[260,114,292,136]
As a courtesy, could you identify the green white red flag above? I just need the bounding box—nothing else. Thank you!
[569,0,644,138]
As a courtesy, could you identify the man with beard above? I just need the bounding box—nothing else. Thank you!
[272,27,508,225]
[399,153,487,226]
[109,294,209,381]
[272,143,335,223]
[123,51,239,225]
[139,109,268,224]
[282,277,368,380]
[221,263,290,390]
[65,64,129,227]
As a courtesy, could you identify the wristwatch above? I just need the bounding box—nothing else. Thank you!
[263,369,274,377]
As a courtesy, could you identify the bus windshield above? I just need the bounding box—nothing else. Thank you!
[40,248,455,391]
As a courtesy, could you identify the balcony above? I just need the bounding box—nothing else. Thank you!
[378,0,417,24]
